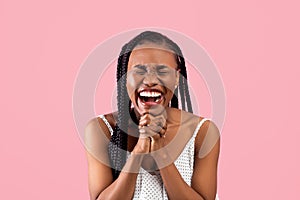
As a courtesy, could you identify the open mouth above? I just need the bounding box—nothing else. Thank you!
[138,90,163,105]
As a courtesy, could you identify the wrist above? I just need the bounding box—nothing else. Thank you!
[121,153,144,174]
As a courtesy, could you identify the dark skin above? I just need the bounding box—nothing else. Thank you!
[85,43,220,200]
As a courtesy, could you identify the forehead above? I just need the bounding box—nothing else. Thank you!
[128,44,177,70]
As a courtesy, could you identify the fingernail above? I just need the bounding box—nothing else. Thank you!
[139,129,145,133]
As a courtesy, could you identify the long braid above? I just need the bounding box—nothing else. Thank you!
[108,44,129,179]
[178,55,193,113]
[179,75,186,110]
[109,31,194,180]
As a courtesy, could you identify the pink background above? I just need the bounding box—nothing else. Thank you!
[1,0,299,199]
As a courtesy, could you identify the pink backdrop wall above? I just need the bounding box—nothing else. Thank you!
[1,0,299,199]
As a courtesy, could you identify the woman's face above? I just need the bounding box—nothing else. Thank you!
[126,43,180,116]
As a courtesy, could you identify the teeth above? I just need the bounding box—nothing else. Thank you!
[139,91,161,97]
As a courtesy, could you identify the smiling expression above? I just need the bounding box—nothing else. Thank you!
[126,43,180,116]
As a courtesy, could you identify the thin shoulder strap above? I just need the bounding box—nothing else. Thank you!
[192,118,210,139]
[98,114,114,136]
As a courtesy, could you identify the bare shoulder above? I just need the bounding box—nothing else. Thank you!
[167,107,220,158]
[101,111,118,130]
[194,118,220,159]
[84,112,118,165]
[84,112,117,145]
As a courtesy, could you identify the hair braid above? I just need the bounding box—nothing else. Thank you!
[178,55,193,113]
[108,43,130,179]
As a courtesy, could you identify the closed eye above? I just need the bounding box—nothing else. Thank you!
[157,70,169,75]
[134,65,147,75]
[157,65,171,75]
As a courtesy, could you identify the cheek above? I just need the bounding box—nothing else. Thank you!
[162,74,178,100]
[164,79,177,89]
[126,74,141,98]
[161,74,178,90]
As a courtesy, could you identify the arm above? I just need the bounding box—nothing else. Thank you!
[85,117,150,200]
[154,120,220,200]
[89,152,141,199]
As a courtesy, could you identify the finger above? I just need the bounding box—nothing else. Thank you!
[140,113,153,122]
[140,118,163,131]
[139,118,150,127]
[139,114,152,126]
[145,124,167,138]
[159,128,166,138]
[140,114,167,136]
[147,124,163,133]
[139,126,148,135]
[152,115,167,127]
[142,113,164,125]
[143,115,165,127]
[140,126,159,137]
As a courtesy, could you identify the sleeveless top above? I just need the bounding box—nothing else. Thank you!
[99,115,219,200]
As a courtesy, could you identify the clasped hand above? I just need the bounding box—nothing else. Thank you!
[132,112,167,154]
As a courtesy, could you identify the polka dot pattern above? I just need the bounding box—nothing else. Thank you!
[99,115,219,200]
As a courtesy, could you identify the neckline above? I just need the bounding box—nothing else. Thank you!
[99,114,208,174]
[137,118,207,175]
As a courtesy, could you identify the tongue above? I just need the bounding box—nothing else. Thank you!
[144,97,157,102]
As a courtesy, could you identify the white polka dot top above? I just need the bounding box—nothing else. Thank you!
[99,115,219,200]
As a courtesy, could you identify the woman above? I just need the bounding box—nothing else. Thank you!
[85,31,220,200]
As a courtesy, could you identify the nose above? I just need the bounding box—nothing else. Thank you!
[142,72,159,87]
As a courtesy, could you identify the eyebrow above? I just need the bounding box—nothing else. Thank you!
[133,64,170,70]
[133,65,147,70]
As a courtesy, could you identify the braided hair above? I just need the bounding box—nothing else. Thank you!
[108,31,193,180]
